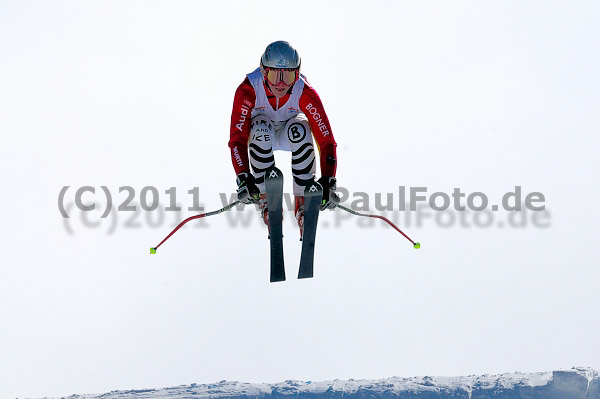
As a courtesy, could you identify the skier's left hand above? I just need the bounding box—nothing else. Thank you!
[318,176,340,210]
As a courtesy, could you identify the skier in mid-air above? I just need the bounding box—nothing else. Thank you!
[150,41,418,274]
[228,41,340,237]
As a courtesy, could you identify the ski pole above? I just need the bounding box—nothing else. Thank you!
[150,200,241,254]
[336,204,421,249]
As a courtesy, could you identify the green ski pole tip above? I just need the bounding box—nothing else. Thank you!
[150,247,157,254]
[414,242,421,249]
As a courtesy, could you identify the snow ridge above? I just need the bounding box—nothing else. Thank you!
[38,367,600,399]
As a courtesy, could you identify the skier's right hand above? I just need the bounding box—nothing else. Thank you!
[236,172,261,204]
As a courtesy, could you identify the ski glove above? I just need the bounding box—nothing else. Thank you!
[317,176,340,210]
[236,172,260,204]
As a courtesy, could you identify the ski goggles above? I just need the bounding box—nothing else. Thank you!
[263,67,299,86]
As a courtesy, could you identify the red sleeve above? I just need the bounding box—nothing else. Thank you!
[299,81,337,177]
[228,77,256,175]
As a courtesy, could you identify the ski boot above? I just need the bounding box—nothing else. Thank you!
[258,193,269,227]
[295,195,305,240]
[260,193,286,238]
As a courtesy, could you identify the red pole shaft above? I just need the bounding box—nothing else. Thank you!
[151,200,240,252]
[153,214,206,250]
[368,214,416,246]
[337,204,419,248]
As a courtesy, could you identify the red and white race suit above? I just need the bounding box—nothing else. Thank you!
[228,68,337,196]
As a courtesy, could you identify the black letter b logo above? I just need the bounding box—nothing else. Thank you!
[288,123,306,143]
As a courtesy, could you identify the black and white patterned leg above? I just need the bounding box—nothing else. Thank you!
[249,116,276,192]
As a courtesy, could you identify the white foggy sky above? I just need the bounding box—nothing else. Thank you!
[1,1,599,398]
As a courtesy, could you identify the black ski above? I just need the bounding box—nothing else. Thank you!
[265,166,285,282]
[298,181,323,279]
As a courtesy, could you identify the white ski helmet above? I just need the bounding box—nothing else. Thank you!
[260,41,301,69]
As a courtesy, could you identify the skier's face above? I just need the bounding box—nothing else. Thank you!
[268,82,291,98]
[262,67,298,98]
